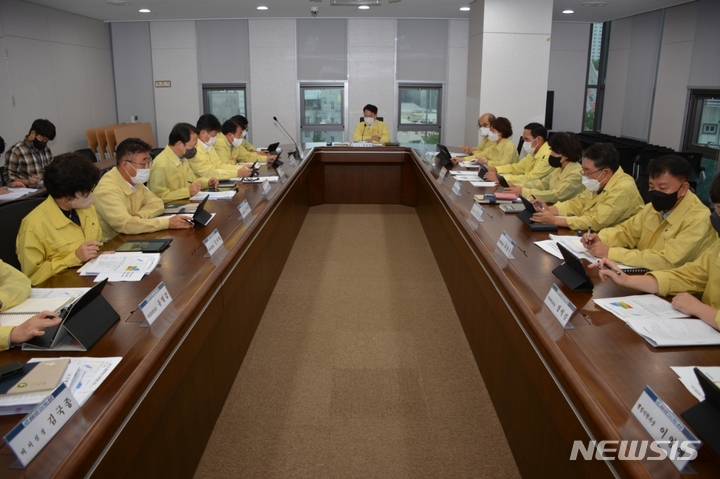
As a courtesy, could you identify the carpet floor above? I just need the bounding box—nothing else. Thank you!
[193,204,521,478]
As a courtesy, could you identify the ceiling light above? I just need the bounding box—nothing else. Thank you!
[562,9,574,14]
[358,5,370,9]
[257,5,268,10]
[139,8,151,13]
[460,7,470,11]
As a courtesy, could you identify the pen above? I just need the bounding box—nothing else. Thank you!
[531,194,544,210]
[585,226,592,247]
[596,261,622,276]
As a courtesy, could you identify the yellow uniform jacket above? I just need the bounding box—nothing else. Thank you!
[148,145,210,203]
[353,120,391,144]
[483,138,519,167]
[496,142,552,185]
[521,161,583,203]
[0,261,31,349]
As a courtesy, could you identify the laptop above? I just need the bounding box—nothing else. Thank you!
[517,196,558,231]
[436,144,453,169]
[552,243,594,291]
[193,194,213,226]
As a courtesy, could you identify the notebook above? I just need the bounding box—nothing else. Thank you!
[0,297,71,327]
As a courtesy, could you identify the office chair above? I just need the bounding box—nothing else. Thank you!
[75,148,98,163]
[150,148,164,159]
[0,166,4,186]
[0,196,46,269]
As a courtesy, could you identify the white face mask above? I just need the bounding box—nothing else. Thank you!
[479,127,490,137]
[232,136,243,147]
[208,135,217,146]
[523,138,535,154]
[582,175,601,193]
[127,163,150,185]
[488,131,499,142]
[364,117,375,127]
[242,130,247,138]
[70,192,94,210]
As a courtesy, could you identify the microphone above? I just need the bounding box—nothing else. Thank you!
[273,116,301,159]
[362,122,367,141]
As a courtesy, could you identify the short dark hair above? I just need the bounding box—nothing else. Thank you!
[491,117,513,139]
[524,122,547,141]
[647,154,692,183]
[0,136,5,155]
[196,114,222,133]
[548,132,582,162]
[44,153,100,199]
[584,143,620,172]
[231,115,249,129]
[363,104,378,115]
[222,119,242,136]
[116,138,151,165]
[710,172,720,204]
[29,119,56,140]
[168,123,198,146]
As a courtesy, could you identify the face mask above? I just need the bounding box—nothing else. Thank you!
[711,211,720,235]
[70,192,94,210]
[523,139,535,154]
[548,155,563,168]
[649,189,680,212]
[364,117,375,127]
[183,147,197,159]
[207,135,217,146]
[242,130,247,138]
[127,163,150,185]
[33,139,47,150]
[232,136,243,147]
[488,131,499,142]
[582,175,601,193]
[479,127,490,137]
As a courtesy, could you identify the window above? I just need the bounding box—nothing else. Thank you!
[202,85,247,124]
[300,85,344,143]
[583,23,610,131]
[397,85,442,144]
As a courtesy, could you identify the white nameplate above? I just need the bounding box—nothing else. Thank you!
[470,202,485,223]
[261,179,272,194]
[544,284,576,328]
[237,199,252,220]
[632,386,700,471]
[139,281,172,327]
[277,166,285,177]
[438,167,448,181]
[452,180,462,196]
[203,228,224,256]
[496,231,516,260]
[289,156,297,167]
[4,383,79,467]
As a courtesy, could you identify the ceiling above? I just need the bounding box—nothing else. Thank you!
[24,0,697,24]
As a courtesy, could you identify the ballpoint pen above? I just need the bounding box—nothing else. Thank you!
[596,260,622,276]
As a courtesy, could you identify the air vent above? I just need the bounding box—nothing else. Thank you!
[331,0,381,6]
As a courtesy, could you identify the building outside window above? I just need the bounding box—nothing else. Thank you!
[202,85,247,123]
[397,85,442,144]
[583,23,610,131]
[300,85,344,143]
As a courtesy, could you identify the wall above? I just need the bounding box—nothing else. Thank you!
[547,23,590,133]
[0,0,116,155]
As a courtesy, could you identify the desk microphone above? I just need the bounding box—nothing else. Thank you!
[273,116,301,159]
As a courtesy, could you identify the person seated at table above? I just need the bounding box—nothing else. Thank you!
[3,119,56,187]
[484,122,551,184]
[148,123,219,203]
[16,153,103,285]
[582,155,716,271]
[94,138,194,240]
[593,174,720,330]
[470,117,518,167]
[223,119,276,166]
[189,114,250,179]
[0,260,62,349]
[353,104,390,144]
[504,132,583,203]
[0,136,22,191]
[455,113,495,162]
[530,142,643,231]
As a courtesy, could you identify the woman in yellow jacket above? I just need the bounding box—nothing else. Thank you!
[16,153,103,285]
[474,117,518,167]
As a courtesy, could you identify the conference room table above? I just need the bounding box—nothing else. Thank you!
[0,144,718,478]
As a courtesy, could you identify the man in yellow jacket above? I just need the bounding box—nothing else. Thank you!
[148,123,219,203]
[530,143,644,231]
[353,104,390,144]
[583,155,716,270]
[485,122,552,185]
[16,153,103,285]
[0,261,62,350]
[189,114,251,179]
[458,113,495,160]
[94,138,194,240]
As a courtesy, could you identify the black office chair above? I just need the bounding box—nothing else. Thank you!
[75,148,98,163]
[358,117,383,123]
[150,148,164,159]
[0,196,47,269]
[0,166,4,187]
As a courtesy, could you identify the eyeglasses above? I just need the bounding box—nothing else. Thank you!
[583,168,603,178]
[127,160,152,169]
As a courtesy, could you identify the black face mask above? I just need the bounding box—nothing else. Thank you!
[649,189,679,212]
[711,211,720,235]
[183,147,197,159]
[32,139,47,150]
[548,155,562,168]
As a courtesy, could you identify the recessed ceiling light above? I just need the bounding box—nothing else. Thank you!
[139,8,151,13]
[257,5,268,10]
[460,7,470,12]
[358,5,370,10]
[562,9,574,14]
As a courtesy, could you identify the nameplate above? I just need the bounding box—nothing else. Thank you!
[632,386,700,471]
[4,383,79,467]
[289,156,297,167]
[261,180,272,195]
[496,231,516,260]
[277,166,285,177]
[438,167,448,181]
[139,281,172,327]
[203,228,224,256]
[237,199,252,220]
[544,284,576,328]
[452,180,462,196]
[470,202,485,223]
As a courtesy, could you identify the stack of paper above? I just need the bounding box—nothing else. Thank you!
[190,191,236,201]
[0,188,35,201]
[77,253,160,282]
[626,318,720,348]
[594,295,691,322]
[671,366,720,401]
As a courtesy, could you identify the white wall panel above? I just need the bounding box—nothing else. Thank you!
[85,46,118,130]
[602,17,632,136]
[196,20,249,84]
[446,20,469,147]
[0,37,14,146]
[0,0,48,41]
[47,8,85,46]
[83,15,112,51]
[50,42,91,152]
[548,23,590,132]
[484,0,553,35]
[689,0,720,88]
